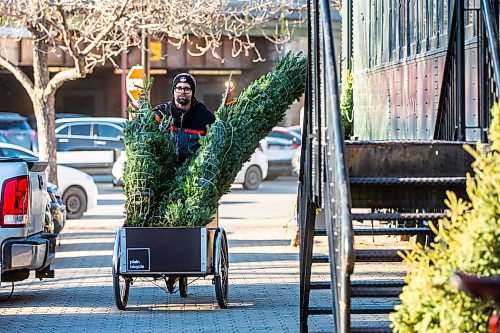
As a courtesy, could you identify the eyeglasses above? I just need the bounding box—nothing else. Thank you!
[174,86,192,93]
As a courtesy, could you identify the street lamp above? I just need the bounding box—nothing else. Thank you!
[224,79,237,106]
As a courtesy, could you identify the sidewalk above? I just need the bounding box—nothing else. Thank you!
[0,180,333,333]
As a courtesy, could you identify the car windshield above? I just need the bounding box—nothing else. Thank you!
[266,137,293,146]
[0,121,31,130]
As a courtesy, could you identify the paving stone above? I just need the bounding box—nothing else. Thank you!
[1,180,337,332]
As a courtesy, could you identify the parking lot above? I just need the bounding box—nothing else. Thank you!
[0,178,334,332]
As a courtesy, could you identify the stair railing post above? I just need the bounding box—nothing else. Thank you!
[299,1,319,331]
[479,1,489,143]
[456,0,466,141]
[299,82,317,333]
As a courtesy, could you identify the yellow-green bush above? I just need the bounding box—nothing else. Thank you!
[390,104,500,332]
[340,69,354,139]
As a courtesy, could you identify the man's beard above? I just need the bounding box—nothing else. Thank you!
[176,96,191,106]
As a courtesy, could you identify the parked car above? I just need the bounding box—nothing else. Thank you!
[55,113,89,120]
[29,113,88,130]
[112,145,268,190]
[46,183,66,235]
[0,142,98,219]
[0,153,56,284]
[35,117,126,176]
[234,144,268,190]
[0,112,37,150]
[264,126,302,179]
[291,148,301,177]
[0,133,9,143]
[287,125,302,137]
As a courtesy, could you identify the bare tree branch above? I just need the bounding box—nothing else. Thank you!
[56,4,79,61]
[46,66,83,96]
[80,0,128,56]
[0,54,34,97]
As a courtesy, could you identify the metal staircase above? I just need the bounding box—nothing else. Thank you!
[298,0,499,332]
[299,140,473,332]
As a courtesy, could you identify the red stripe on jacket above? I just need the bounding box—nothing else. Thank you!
[168,126,206,135]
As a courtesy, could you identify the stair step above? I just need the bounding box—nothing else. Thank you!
[310,304,396,315]
[311,255,329,263]
[352,212,446,221]
[350,177,466,185]
[315,226,433,237]
[351,304,396,314]
[351,280,405,297]
[312,250,405,263]
[351,326,392,333]
[313,228,327,236]
[310,281,330,290]
[310,280,405,291]
[308,306,332,315]
[352,280,405,288]
[356,249,404,262]
[354,227,432,236]
[351,285,402,298]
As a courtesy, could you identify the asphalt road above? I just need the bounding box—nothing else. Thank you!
[0,178,335,332]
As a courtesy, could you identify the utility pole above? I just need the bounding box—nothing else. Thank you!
[141,28,150,82]
[120,50,128,119]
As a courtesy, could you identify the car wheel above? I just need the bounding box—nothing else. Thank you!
[243,166,262,190]
[63,186,87,219]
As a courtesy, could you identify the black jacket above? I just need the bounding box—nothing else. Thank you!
[153,98,215,164]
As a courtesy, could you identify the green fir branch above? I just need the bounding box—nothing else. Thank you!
[159,51,307,226]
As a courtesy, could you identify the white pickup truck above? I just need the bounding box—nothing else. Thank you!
[1,156,56,285]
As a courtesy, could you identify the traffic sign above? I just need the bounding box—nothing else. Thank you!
[126,65,144,103]
[150,41,162,61]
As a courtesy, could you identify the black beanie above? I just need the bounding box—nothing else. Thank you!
[173,73,196,96]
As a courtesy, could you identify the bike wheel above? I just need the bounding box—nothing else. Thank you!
[179,277,188,298]
[214,231,229,309]
[113,258,130,310]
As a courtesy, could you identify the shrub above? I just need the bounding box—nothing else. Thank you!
[390,104,500,332]
[340,69,354,139]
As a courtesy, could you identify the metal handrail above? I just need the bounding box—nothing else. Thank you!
[300,0,355,331]
[298,1,320,331]
[319,0,354,331]
[434,4,458,140]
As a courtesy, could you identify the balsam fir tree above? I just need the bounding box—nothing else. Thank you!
[122,79,177,227]
[122,52,306,227]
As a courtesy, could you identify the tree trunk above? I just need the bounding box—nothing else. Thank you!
[32,35,58,185]
[33,96,57,185]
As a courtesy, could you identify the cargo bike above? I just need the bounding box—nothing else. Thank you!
[112,216,228,310]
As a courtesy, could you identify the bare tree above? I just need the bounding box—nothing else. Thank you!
[151,0,305,62]
[0,0,145,183]
[0,0,305,184]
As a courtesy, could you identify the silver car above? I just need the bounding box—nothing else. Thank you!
[0,112,36,150]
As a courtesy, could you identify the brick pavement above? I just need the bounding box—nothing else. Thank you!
[0,179,335,333]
